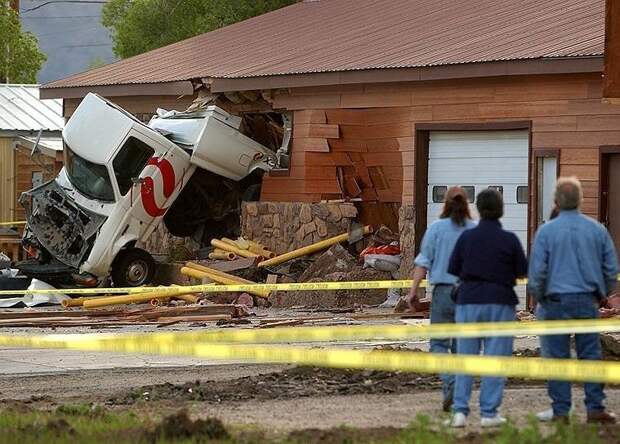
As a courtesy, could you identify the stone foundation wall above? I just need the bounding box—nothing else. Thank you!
[241,202,358,255]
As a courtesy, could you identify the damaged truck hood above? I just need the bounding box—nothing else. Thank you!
[20,180,107,269]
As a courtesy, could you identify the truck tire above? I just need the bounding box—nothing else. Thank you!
[111,248,155,287]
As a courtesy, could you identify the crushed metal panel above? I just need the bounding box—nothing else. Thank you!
[604,0,620,100]
[20,180,107,269]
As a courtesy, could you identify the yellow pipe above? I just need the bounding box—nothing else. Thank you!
[174,293,199,304]
[233,237,250,250]
[211,239,258,258]
[61,296,100,308]
[168,286,199,304]
[83,288,191,309]
[248,244,276,258]
[208,252,237,261]
[186,262,256,284]
[258,225,373,268]
[181,266,269,299]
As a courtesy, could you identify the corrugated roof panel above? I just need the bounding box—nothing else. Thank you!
[0,85,63,131]
[43,0,606,89]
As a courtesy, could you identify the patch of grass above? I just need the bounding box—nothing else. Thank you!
[0,407,617,444]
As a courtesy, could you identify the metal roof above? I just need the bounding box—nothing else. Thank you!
[0,85,63,132]
[43,0,605,90]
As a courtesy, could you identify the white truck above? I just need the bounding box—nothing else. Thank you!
[18,93,287,287]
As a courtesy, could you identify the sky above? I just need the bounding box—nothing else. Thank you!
[19,0,117,84]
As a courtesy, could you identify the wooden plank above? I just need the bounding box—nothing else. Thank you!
[365,138,401,152]
[273,93,341,110]
[559,164,598,181]
[531,116,578,132]
[533,131,620,149]
[206,257,257,273]
[340,92,412,108]
[412,84,496,106]
[294,137,331,152]
[576,114,620,131]
[289,166,338,180]
[305,152,354,166]
[325,109,366,125]
[294,123,340,139]
[327,138,367,152]
[362,152,404,167]
[364,122,413,139]
[294,109,326,124]
[559,148,599,165]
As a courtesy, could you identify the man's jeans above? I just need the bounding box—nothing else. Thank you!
[536,293,605,417]
[430,284,456,401]
[453,304,515,418]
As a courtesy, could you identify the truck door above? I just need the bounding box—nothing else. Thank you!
[112,132,191,231]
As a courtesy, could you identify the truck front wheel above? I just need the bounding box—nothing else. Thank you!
[111,248,155,287]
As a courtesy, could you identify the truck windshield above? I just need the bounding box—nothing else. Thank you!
[64,142,115,202]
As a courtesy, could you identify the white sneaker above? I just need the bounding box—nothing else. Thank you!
[443,412,467,428]
[480,415,507,428]
[536,407,573,422]
[536,408,554,422]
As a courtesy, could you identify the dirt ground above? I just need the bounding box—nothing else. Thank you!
[0,309,618,438]
[0,362,618,433]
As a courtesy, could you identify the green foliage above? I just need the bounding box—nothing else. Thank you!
[0,4,46,83]
[102,0,296,59]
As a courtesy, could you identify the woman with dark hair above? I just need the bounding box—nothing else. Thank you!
[404,186,475,412]
[445,189,527,428]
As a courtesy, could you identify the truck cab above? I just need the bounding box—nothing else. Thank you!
[19,93,278,287]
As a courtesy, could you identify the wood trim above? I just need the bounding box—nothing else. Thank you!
[209,57,603,93]
[40,81,195,99]
[599,145,620,225]
[414,129,429,254]
[415,121,531,131]
[531,148,560,246]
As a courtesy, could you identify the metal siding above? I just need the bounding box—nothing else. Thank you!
[0,85,63,132]
[0,138,15,222]
[43,0,605,90]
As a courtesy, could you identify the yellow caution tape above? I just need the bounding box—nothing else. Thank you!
[116,318,620,344]
[4,274,620,296]
[0,333,617,383]
[0,277,544,296]
[0,280,418,296]
[0,220,26,227]
[0,319,615,346]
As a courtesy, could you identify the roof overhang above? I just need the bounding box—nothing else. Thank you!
[39,57,604,100]
[40,80,195,100]
[209,57,604,93]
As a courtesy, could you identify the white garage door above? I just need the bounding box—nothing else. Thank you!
[427,130,529,248]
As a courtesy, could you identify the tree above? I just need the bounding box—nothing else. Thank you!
[102,0,296,59]
[0,4,46,83]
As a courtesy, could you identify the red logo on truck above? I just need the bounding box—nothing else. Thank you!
[140,157,176,217]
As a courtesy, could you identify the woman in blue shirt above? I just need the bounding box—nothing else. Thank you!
[445,189,528,428]
[405,186,475,412]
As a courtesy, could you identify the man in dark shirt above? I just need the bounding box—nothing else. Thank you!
[445,189,528,428]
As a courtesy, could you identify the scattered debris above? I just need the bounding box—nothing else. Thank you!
[0,304,248,328]
[111,366,441,405]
